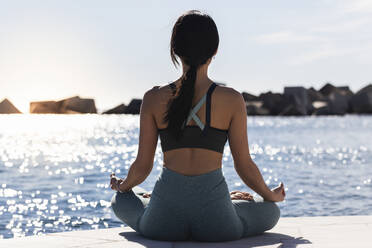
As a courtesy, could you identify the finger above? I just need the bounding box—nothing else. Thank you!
[244,195,253,200]
[112,181,119,190]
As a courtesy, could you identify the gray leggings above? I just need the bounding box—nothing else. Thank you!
[111,167,280,242]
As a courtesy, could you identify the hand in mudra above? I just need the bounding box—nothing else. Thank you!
[270,182,286,202]
[110,173,124,191]
[230,190,254,201]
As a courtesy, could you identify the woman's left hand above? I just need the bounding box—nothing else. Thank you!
[230,190,254,201]
[110,173,124,191]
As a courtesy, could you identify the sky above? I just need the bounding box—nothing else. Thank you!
[1,0,372,113]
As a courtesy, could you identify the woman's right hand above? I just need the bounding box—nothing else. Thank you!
[110,173,124,191]
[268,182,286,202]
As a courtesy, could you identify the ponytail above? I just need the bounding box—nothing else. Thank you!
[165,10,219,140]
[163,63,198,140]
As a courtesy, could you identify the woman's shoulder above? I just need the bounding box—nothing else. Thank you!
[142,82,175,102]
[214,83,244,102]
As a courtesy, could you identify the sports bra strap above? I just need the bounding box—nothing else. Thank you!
[185,94,207,130]
[175,82,217,134]
[202,83,217,136]
[205,83,217,128]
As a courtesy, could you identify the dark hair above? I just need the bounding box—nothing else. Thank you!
[163,10,219,140]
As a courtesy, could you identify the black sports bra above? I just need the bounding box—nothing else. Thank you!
[158,82,228,154]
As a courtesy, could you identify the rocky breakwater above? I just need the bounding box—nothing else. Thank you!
[243,83,372,116]
[102,99,142,114]
[3,82,368,116]
[30,96,97,114]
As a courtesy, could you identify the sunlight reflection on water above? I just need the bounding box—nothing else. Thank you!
[0,114,371,238]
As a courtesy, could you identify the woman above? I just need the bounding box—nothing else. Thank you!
[110,10,285,242]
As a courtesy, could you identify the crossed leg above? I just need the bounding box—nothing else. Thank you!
[110,186,150,232]
[111,187,280,240]
[232,198,280,237]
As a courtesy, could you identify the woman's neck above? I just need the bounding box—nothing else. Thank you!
[180,63,212,87]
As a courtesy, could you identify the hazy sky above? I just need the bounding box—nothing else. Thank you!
[1,0,372,112]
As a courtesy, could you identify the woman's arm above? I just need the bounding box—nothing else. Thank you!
[227,91,283,202]
[118,88,159,192]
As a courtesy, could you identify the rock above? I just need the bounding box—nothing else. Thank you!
[102,104,127,114]
[319,83,337,96]
[242,92,259,102]
[317,84,354,115]
[0,98,22,114]
[327,90,350,115]
[278,95,307,116]
[319,83,354,97]
[337,86,354,97]
[355,84,372,95]
[243,92,268,115]
[30,101,61,114]
[30,96,97,114]
[350,84,372,113]
[58,96,97,114]
[259,90,312,116]
[245,101,269,116]
[259,92,285,115]
[279,105,303,116]
[307,87,326,102]
[313,106,332,115]
[283,87,312,115]
[124,99,142,114]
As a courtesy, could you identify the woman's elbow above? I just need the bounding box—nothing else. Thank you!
[234,156,254,171]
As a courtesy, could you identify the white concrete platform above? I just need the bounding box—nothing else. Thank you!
[1,215,372,248]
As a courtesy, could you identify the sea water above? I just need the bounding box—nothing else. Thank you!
[0,114,371,238]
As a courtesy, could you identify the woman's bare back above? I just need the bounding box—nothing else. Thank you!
[149,79,241,176]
